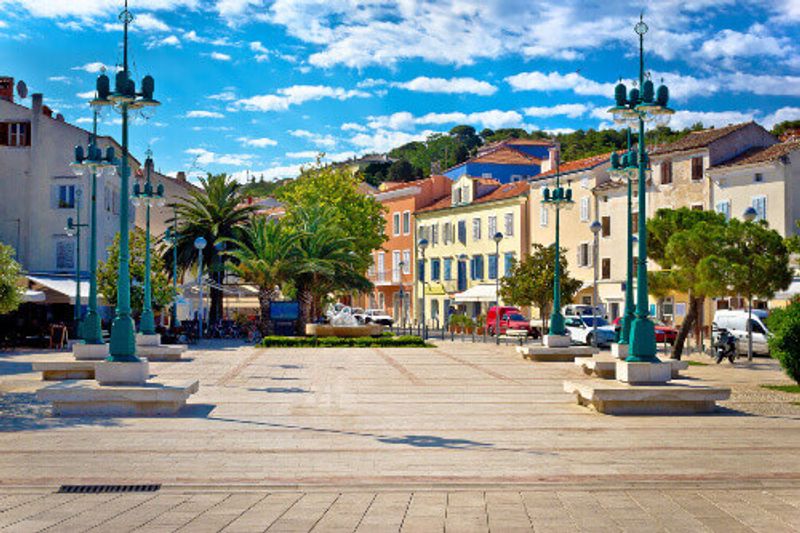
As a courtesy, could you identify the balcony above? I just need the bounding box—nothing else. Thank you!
[368,269,410,287]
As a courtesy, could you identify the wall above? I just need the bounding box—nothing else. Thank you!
[444,162,540,183]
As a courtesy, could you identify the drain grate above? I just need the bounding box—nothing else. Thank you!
[57,484,161,494]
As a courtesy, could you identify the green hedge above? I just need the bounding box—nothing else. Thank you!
[258,335,430,348]
[768,303,800,384]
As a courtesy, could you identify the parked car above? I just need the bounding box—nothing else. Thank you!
[712,310,771,356]
[612,317,678,344]
[564,315,616,347]
[357,309,394,326]
[486,306,540,337]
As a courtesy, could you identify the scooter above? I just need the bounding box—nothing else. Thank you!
[713,327,737,364]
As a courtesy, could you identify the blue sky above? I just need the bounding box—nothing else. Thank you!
[1,0,799,182]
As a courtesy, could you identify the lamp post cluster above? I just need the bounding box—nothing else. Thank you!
[541,147,574,339]
[131,150,165,336]
[164,210,182,332]
[65,189,88,337]
[70,109,117,345]
[87,0,161,362]
[606,14,673,362]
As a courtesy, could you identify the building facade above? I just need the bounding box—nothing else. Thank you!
[443,143,550,184]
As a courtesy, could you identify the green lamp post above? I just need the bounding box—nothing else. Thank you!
[65,190,88,338]
[607,14,674,362]
[541,146,574,338]
[164,211,181,331]
[131,150,165,336]
[609,129,638,347]
[89,0,161,362]
[71,108,117,346]
[418,238,429,339]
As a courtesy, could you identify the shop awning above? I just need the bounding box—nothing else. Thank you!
[453,284,497,303]
[774,278,800,300]
[26,275,91,304]
[22,289,46,303]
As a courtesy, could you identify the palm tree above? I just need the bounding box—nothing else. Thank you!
[291,205,372,325]
[164,174,256,324]
[222,217,299,334]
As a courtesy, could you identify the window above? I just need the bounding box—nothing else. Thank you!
[540,206,548,226]
[580,197,590,222]
[471,255,484,280]
[56,185,76,209]
[752,196,767,222]
[482,172,492,179]
[660,160,672,185]
[457,220,467,244]
[691,204,703,211]
[504,213,514,236]
[488,215,497,238]
[55,239,75,271]
[472,217,481,241]
[444,258,453,281]
[0,122,31,146]
[577,242,591,267]
[511,174,521,182]
[601,215,611,238]
[402,250,411,274]
[691,156,704,181]
[453,188,462,205]
[418,259,425,282]
[443,222,451,244]
[431,259,441,280]
[431,223,439,245]
[504,252,515,277]
[377,252,385,282]
[402,211,411,234]
[393,213,401,236]
[488,254,498,279]
[716,200,731,221]
[601,258,611,280]
[755,172,763,183]
[392,250,401,282]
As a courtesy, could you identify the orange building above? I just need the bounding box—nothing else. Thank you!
[363,175,451,324]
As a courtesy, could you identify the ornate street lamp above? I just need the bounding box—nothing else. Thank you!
[493,231,503,345]
[71,108,117,346]
[541,146,574,343]
[131,150,165,336]
[89,0,160,363]
[743,206,758,361]
[607,14,674,362]
[398,260,406,330]
[609,129,638,349]
[164,215,181,332]
[589,220,603,347]
[194,236,207,340]
[418,238,429,339]
[65,189,88,338]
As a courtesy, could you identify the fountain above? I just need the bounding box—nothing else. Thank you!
[304,304,384,337]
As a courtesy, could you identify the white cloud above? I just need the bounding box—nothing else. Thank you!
[76,90,96,99]
[48,76,71,84]
[367,109,527,131]
[0,20,6,28]
[289,129,336,148]
[238,136,278,147]
[105,12,170,32]
[393,76,497,96]
[146,34,180,49]
[210,51,232,61]
[523,103,591,118]
[56,21,82,30]
[4,0,199,18]
[230,164,304,182]
[71,62,115,73]
[341,122,367,132]
[506,71,614,96]
[699,24,789,61]
[349,129,436,154]
[236,85,370,112]
[762,107,800,129]
[667,110,757,130]
[186,147,253,167]
[209,89,236,101]
[185,110,225,118]
[725,73,800,97]
[250,41,268,53]
[286,150,319,159]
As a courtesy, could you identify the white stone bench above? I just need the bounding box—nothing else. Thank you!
[32,361,96,381]
[517,345,598,362]
[575,358,689,379]
[37,379,200,416]
[563,379,730,415]
[137,345,188,362]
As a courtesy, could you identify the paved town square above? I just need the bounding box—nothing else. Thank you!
[1,341,799,531]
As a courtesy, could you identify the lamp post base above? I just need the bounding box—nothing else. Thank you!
[544,334,571,348]
[611,343,629,359]
[627,316,658,362]
[81,311,104,345]
[139,310,156,336]
[108,314,140,363]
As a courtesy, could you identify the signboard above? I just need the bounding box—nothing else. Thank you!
[270,301,300,321]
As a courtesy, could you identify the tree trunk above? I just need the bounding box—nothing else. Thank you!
[672,294,700,360]
[257,288,276,335]
[297,286,314,330]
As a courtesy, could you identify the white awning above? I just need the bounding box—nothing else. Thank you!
[453,284,497,303]
[22,289,46,303]
[774,279,800,300]
[27,275,90,304]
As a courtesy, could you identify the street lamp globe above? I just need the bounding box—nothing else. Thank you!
[493,231,503,244]
[418,238,429,252]
[743,206,758,223]
[194,236,207,250]
[590,220,602,235]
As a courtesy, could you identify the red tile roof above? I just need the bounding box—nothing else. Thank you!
[650,122,757,156]
[709,140,800,170]
[537,152,612,178]
[416,181,528,214]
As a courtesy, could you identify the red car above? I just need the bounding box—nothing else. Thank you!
[612,317,678,344]
[486,306,540,338]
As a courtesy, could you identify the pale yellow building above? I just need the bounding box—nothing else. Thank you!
[414,175,530,326]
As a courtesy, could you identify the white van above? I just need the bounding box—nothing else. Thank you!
[712,310,771,356]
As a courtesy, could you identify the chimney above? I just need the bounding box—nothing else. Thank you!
[176,171,187,183]
[543,146,558,174]
[42,105,53,118]
[31,93,43,117]
[0,77,13,103]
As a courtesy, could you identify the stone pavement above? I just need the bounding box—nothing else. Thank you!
[0,341,799,531]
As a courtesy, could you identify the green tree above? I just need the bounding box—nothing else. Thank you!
[449,125,482,151]
[222,217,300,334]
[98,229,173,315]
[771,119,800,138]
[166,173,256,323]
[277,161,386,276]
[499,244,582,332]
[767,302,800,384]
[0,242,22,315]
[387,159,419,182]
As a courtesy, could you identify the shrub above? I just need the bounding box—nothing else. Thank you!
[258,335,430,348]
[767,303,800,384]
